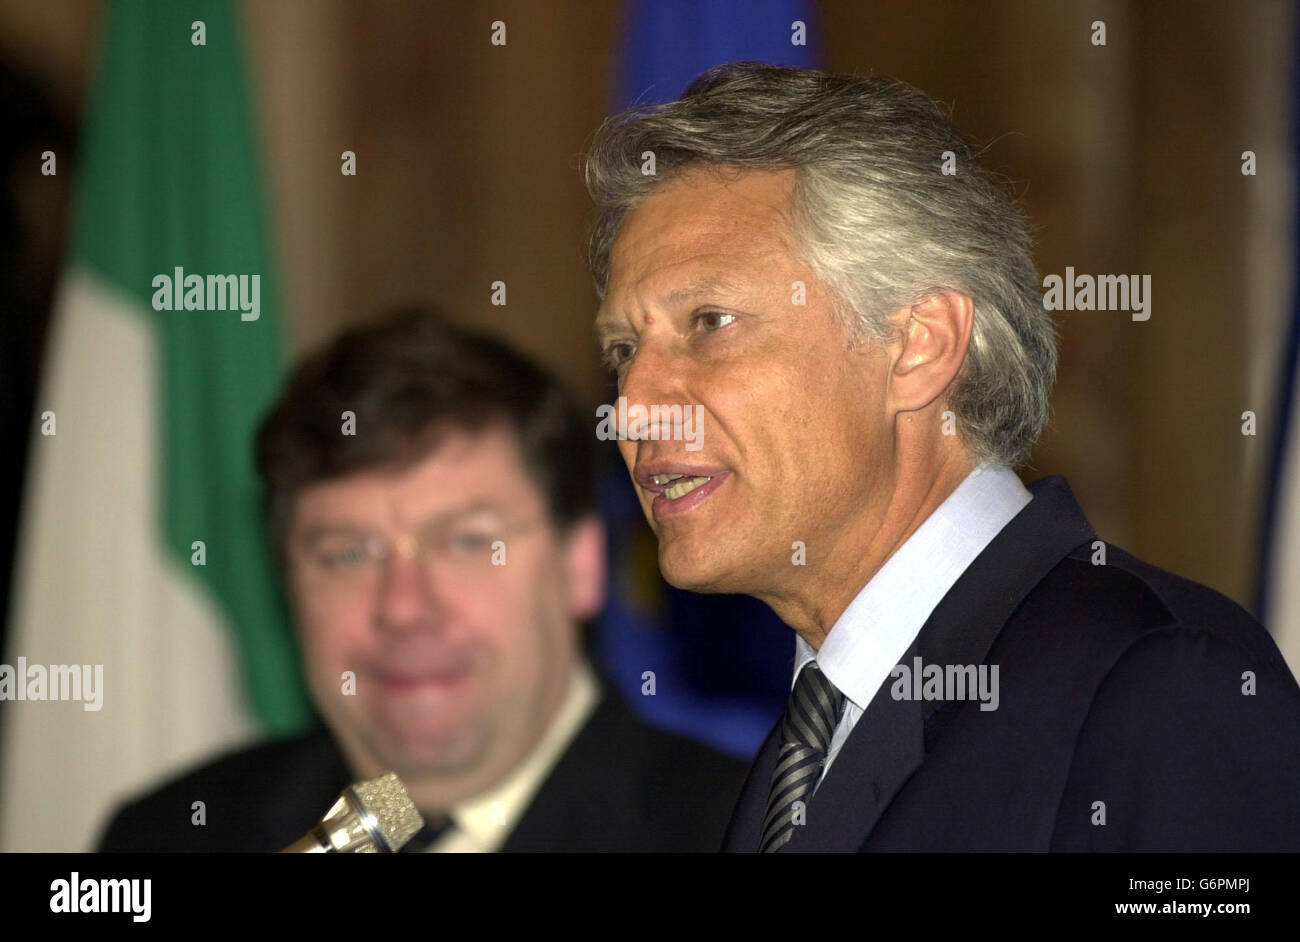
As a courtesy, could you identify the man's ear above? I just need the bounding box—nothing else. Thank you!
[563,515,606,619]
[887,290,974,413]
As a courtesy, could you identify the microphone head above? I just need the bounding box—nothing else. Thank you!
[350,772,424,852]
[291,772,424,853]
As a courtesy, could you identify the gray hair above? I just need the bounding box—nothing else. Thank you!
[584,62,1055,467]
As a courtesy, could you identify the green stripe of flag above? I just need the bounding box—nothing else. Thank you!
[73,0,311,733]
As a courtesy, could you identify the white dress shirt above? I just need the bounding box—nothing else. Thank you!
[792,463,1033,783]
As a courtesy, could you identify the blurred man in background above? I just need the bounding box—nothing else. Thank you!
[587,62,1300,852]
[98,307,745,852]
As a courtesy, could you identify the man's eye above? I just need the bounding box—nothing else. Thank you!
[602,341,636,370]
[321,543,369,569]
[447,531,495,555]
[696,311,736,331]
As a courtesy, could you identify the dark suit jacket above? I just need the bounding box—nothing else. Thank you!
[98,690,747,852]
[723,475,1300,852]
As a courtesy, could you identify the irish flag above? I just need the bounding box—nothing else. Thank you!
[0,0,312,851]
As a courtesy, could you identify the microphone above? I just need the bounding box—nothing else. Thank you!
[282,772,424,853]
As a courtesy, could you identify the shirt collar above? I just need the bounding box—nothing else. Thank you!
[794,464,1032,709]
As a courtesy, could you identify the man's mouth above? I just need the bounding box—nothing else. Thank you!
[368,653,477,694]
[375,667,470,693]
[635,466,731,520]
[653,473,714,500]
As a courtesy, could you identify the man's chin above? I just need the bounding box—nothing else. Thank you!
[657,539,744,594]
[370,719,490,778]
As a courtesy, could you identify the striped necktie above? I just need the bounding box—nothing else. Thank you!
[760,660,845,853]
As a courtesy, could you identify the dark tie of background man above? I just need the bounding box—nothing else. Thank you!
[397,815,452,854]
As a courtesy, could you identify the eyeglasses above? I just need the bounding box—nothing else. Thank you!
[294,514,545,588]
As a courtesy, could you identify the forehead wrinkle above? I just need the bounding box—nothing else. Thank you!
[601,171,801,331]
[661,272,751,308]
[645,243,797,312]
[632,247,766,310]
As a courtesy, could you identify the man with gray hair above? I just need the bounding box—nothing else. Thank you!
[586,62,1300,852]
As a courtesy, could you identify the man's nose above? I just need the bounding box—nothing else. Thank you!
[374,548,443,636]
[619,336,687,438]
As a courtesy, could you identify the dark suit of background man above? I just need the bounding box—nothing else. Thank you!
[99,308,745,852]
[585,62,1300,852]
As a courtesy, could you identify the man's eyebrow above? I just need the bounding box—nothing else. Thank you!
[594,317,627,347]
[295,522,367,546]
[662,274,748,308]
[295,503,505,544]
[416,503,506,529]
[595,275,749,344]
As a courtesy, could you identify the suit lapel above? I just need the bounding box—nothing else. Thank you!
[729,475,1097,852]
[786,669,925,851]
[502,693,630,852]
[720,719,782,851]
[912,475,1096,684]
[257,729,352,851]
